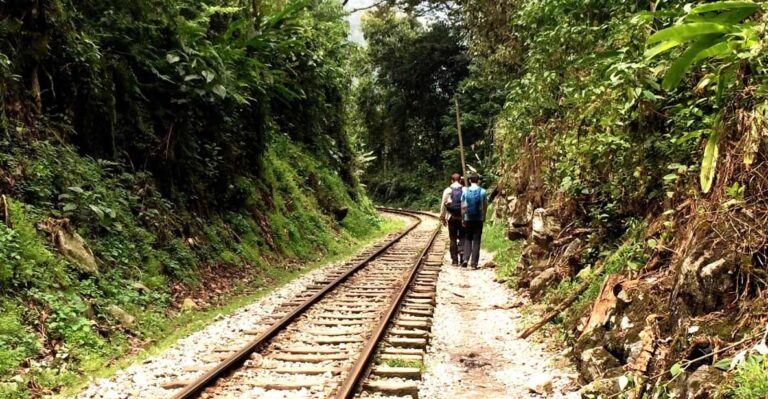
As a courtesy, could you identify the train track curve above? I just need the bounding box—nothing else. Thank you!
[165,208,445,399]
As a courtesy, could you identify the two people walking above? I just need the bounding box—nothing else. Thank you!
[439,173,488,268]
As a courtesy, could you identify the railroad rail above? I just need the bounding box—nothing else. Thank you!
[166,208,444,399]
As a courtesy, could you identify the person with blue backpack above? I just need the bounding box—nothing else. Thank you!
[439,173,465,266]
[461,173,488,268]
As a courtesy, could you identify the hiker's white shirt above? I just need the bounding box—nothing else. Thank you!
[440,182,464,221]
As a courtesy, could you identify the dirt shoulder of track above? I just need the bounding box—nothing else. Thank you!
[420,249,581,399]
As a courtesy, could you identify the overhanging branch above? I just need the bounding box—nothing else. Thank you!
[346,0,389,13]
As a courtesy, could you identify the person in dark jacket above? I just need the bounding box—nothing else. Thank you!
[439,173,465,266]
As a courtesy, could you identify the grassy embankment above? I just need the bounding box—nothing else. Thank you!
[0,136,402,398]
[482,219,524,284]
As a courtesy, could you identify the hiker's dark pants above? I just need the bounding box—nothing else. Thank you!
[447,218,464,263]
[463,220,484,267]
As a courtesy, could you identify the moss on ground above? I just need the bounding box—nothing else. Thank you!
[377,358,425,372]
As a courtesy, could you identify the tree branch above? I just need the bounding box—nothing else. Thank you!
[346,0,388,13]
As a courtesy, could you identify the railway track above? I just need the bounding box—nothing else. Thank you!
[164,209,445,399]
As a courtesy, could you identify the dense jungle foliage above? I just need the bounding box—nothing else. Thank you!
[3,0,768,397]
[356,0,768,396]
[352,6,499,207]
[0,1,387,397]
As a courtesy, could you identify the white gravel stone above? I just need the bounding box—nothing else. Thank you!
[419,249,581,399]
[72,224,407,399]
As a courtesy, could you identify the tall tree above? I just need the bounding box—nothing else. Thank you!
[354,6,469,205]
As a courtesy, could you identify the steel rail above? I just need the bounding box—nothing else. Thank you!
[334,210,441,399]
[170,209,424,399]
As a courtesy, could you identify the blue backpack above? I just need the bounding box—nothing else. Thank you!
[464,187,484,221]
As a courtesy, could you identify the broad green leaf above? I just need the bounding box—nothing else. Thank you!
[670,363,683,377]
[201,70,215,83]
[663,173,679,181]
[662,37,721,91]
[716,64,738,103]
[695,74,715,92]
[212,84,226,98]
[645,40,683,59]
[692,41,733,63]
[700,127,722,193]
[711,7,760,23]
[166,54,180,64]
[62,203,78,212]
[715,358,733,371]
[689,1,758,15]
[89,204,105,219]
[648,23,730,44]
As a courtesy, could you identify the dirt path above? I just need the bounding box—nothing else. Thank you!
[420,250,580,399]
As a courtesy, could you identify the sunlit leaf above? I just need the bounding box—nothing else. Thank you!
[212,84,226,98]
[715,358,733,371]
[648,23,730,44]
[645,41,683,59]
[618,375,630,390]
[89,205,105,219]
[670,363,684,377]
[692,41,733,63]
[700,127,722,193]
[662,37,721,90]
[689,1,759,15]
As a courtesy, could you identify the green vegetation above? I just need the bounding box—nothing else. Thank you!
[0,0,393,397]
[352,7,484,209]
[354,0,768,395]
[724,355,768,399]
[2,0,767,396]
[547,221,649,327]
[0,135,393,397]
[482,220,524,284]
[378,357,425,371]
[59,213,405,397]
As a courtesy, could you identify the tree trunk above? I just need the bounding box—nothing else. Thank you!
[31,66,42,115]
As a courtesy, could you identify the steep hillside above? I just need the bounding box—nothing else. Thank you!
[354,0,768,397]
[0,1,384,397]
[476,1,768,398]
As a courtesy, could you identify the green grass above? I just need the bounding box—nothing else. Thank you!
[482,219,524,283]
[0,135,404,398]
[377,358,425,371]
[723,355,768,399]
[59,213,405,396]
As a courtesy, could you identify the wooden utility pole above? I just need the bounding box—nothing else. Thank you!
[454,96,468,186]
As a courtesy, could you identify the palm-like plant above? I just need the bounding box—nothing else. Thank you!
[646,1,764,192]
